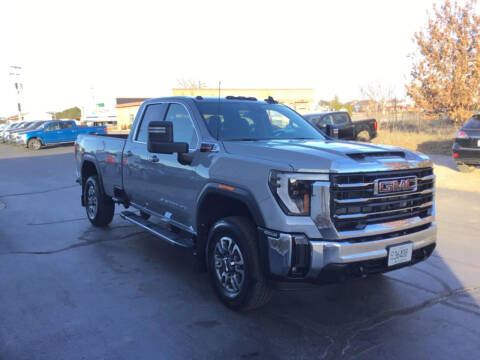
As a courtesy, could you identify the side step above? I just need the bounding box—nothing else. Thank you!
[120,211,194,248]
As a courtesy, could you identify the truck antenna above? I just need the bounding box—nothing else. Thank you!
[216,81,221,140]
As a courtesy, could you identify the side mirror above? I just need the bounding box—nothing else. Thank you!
[326,124,339,138]
[147,121,188,154]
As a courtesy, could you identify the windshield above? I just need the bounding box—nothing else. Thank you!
[197,101,325,141]
[464,116,480,130]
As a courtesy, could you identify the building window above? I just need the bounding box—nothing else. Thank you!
[129,113,134,123]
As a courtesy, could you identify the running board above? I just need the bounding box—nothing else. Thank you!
[120,211,194,248]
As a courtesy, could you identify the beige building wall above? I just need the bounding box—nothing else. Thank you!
[116,102,142,129]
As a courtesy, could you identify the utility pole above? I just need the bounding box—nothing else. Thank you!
[9,65,23,122]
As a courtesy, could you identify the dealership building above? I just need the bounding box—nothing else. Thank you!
[116,89,315,129]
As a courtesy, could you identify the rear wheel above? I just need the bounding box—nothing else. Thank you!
[84,175,115,227]
[207,216,272,311]
[27,138,42,150]
[355,129,371,142]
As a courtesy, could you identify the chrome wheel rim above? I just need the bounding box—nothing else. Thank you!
[213,236,245,297]
[86,183,98,219]
[29,140,40,150]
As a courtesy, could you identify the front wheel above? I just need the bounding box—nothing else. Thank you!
[207,216,272,311]
[84,175,115,227]
[27,138,42,150]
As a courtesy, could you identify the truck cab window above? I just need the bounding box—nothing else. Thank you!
[333,113,348,124]
[136,103,166,143]
[320,115,334,126]
[165,103,198,149]
[61,122,74,129]
[45,122,61,132]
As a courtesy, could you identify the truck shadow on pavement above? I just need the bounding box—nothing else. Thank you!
[76,218,480,360]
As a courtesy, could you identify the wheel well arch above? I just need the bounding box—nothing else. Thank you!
[195,185,265,262]
[27,137,42,144]
[80,160,101,206]
[81,160,98,184]
[355,125,371,137]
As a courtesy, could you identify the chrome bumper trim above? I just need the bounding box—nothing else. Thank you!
[307,222,436,279]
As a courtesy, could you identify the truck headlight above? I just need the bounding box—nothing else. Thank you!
[269,171,329,216]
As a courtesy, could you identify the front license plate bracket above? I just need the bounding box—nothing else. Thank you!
[387,242,413,267]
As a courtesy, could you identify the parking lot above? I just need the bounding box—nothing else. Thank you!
[0,143,479,360]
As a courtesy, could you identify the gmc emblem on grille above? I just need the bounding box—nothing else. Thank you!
[374,176,417,195]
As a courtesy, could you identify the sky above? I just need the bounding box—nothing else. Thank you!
[0,0,462,117]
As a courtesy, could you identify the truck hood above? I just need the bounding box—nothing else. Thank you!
[222,139,432,173]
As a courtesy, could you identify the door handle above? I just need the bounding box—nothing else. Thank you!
[150,155,159,163]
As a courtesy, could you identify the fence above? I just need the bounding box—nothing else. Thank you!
[352,111,457,135]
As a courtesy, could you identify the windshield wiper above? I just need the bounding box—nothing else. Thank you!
[225,138,267,141]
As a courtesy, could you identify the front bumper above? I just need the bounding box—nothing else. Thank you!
[15,137,27,145]
[262,221,437,283]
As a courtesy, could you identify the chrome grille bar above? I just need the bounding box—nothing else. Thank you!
[334,188,434,204]
[333,201,433,220]
[336,182,374,188]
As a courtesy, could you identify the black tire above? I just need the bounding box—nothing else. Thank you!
[84,175,115,227]
[27,138,42,150]
[207,216,272,311]
[140,211,151,220]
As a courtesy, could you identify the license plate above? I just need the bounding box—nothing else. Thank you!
[477,139,480,147]
[387,242,413,266]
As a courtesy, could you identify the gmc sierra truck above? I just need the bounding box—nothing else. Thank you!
[75,96,436,310]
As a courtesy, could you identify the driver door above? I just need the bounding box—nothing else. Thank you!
[43,121,62,143]
[147,103,202,228]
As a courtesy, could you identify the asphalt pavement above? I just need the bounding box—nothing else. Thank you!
[0,144,479,360]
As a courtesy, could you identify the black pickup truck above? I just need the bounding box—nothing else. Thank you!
[303,111,377,141]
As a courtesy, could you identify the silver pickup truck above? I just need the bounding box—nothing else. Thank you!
[75,96,436,310]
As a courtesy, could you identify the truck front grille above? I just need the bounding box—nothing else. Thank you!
[330,168,434,232]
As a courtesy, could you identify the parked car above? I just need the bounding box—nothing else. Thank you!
[1,121,31,143]
[452,115,480,170]
[11,121,48,144]
[19,120,108,150]
[75,96,436,310]
[6,121,46,143]
[303,111,377,141]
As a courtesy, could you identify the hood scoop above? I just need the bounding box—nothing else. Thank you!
[347,151,405,161]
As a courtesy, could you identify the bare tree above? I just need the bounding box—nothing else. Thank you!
[360,81,395,113]
[176,78,207,89]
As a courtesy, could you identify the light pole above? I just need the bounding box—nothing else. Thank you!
[9,65,23,122]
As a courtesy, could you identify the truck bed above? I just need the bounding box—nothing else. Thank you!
[76,133,128,197]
